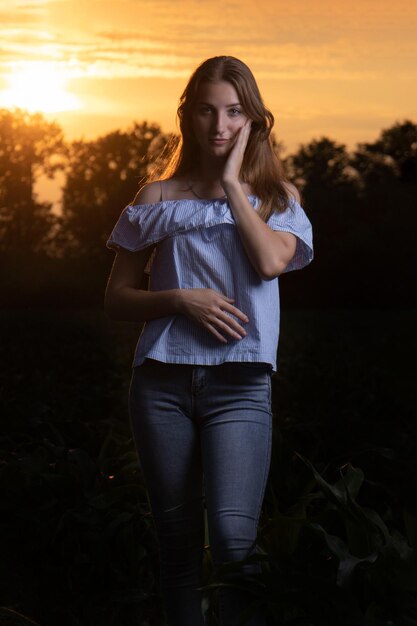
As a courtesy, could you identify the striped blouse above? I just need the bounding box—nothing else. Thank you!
[107,194,313,371]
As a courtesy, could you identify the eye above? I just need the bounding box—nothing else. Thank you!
[228,108,242,116]
[198,106,212,115]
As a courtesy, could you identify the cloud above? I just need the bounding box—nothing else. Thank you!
[0,9,41,24]
[2,26,416,84]
[1,0,417,100]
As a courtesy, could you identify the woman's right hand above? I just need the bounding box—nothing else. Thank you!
[178,288,249,343]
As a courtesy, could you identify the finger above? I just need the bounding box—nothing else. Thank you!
[221,302,249,323]
[241,120,252,143]
[205,322,228,343]
[213,317,246,340]
[236,125,248,144]
[232,125,247,145]
[237,119,251,137]
[232,126,250,157]
[216,312,247,337]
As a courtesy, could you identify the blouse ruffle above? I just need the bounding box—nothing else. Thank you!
[106,195,313,273]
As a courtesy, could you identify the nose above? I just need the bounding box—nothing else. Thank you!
[213,111,227,135]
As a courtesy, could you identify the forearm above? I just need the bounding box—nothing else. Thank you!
[104,286,182,322]
[223,181,295,280]
[105,284,249,342]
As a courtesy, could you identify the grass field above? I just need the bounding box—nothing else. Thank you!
[1,308,416,625]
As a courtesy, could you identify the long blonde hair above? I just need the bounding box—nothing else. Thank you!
[154,56,290,221]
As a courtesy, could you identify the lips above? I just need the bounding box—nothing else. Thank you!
[209,138,229,145]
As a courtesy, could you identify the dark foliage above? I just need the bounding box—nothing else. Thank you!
[0,111,416,308]
[61,121,162,259]
[1,309,416,625]
[282,122,417,309]
[0,108,65,256]
[0,311,164,625]
[1,111,417,624]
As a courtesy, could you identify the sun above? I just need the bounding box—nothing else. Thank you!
[0,61,81,113]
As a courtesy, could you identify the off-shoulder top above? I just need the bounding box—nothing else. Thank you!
[107,195,313,371]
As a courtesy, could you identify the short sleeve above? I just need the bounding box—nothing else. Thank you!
[267,198,313,272]
[106,199,233,253]
[107,204,141,252]
[106,202,167,252]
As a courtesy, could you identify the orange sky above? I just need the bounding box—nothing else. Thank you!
[1,0,417,158]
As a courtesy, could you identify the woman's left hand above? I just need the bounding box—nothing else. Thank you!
[221,119,251,187]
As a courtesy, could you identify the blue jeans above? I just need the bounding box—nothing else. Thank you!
[129,360,273,626]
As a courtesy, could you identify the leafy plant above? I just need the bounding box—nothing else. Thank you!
[203,456,417,625]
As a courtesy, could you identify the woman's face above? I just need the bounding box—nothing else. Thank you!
[191,80,248,158]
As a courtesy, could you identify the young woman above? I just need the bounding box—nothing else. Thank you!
[105,56,313,626]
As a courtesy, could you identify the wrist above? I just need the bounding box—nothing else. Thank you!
[221,178,243,195]
[173,288,185,314]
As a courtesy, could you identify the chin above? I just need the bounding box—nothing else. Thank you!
[207,144,231,157]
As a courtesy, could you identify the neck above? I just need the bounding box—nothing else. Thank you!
[193,152,227,185]
[187,156,227,199]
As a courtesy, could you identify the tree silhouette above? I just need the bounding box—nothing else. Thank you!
[350,149,398,190]
[357,120,417,184]
[61,121,162,258]
[282,137,361,307]
[349,121,417,307]
[0,108,65,254]
[285,137,353,192]
[1,112,415,307]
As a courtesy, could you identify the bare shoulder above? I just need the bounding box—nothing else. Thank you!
[283,181,301,203]
[132,177,191,204]
[132,181,162,205]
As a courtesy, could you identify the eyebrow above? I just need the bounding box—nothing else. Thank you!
[196,101,242,107]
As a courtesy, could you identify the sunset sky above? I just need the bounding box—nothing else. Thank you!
[1,0,417,157]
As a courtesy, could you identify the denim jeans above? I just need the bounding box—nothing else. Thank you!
[129,360,273,626]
